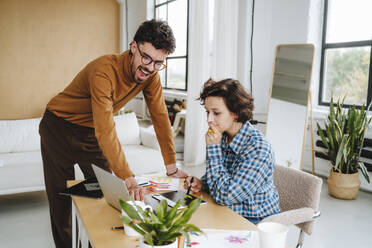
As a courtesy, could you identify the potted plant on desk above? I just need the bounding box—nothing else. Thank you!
[120,197,203,248]
[316,98,371,199]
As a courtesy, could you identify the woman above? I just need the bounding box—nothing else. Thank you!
[184,78,280,224]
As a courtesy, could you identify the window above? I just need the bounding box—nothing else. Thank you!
[155,0,189,91]
[319,0,372,107]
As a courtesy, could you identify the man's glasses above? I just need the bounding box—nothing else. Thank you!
[137,46,167,71]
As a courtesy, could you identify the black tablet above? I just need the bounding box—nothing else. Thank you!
[152,191,206,209]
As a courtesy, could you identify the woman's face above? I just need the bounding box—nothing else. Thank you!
[204,96,237,134]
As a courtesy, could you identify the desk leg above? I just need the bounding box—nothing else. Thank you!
[72,201,77,248]
[72,200,90,248]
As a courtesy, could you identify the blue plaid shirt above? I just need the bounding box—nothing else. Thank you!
[201,121,280,219]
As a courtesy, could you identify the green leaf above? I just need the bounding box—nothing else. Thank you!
[359,162,370,183]
[317,123,329,149]
[120,215,132,225]
[144,231,155,246]
[159,232,182,244]
[326,125,335,156]
[155,200,167,222]
[181,231,191,244]
[335,135,348,172]
[119,199,143,221]
[332,119,343,140]
[182,224,204,234]
[165,201,183,226]
[173,198,201,226]
[149,210,161,224]
[120,216,147,236]
[138,222,154,233]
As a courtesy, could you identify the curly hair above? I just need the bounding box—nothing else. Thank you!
[198,78,254,123]
[133,19,176,54]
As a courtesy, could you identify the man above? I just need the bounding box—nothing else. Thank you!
[39,19,188,248]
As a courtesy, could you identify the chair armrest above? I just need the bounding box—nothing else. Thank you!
[140,126,160,151]
[261,207,315,226]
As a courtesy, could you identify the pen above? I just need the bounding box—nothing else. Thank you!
[138,182,149,186]
[111,226,124,230]
[144,184,157,188]
[138,182,157,188]
[186,177,194,195]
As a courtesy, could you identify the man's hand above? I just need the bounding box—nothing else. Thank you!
[124,176,155,201]
[166,163,189,178]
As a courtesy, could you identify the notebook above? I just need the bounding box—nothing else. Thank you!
[59,177,103,199]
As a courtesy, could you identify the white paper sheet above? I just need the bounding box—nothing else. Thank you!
[138,176,180,191]
[185,229,259,248]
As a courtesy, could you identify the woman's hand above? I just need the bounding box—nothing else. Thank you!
[183,176,202,193]
[205,123,222,145]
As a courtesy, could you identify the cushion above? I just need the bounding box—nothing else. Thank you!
[0,151,44,193]
[114,112,140,145]
[140,126,160,150]
[123,144,165,175]
[0,117,41,154]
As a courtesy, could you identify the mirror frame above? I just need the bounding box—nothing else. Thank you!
[265,43,315,170]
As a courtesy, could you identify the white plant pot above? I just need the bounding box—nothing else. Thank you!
[139,237,178,248]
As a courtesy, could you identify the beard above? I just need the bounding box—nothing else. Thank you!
[134,65,154,84]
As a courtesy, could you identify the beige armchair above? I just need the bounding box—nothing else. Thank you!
[260,165,322,248]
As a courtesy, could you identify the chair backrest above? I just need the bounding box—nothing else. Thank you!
[273,165,322,234]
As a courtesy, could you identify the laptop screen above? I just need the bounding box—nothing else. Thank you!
[92,164,130,211]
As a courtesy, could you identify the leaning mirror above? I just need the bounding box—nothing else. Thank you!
[265,44,315,170]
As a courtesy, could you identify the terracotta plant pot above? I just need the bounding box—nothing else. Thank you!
[139,237,178,248]
[328,170,361,200]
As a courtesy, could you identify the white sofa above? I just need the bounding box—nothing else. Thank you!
[0,112,165,195]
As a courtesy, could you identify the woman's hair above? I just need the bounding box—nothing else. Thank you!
[198,78,254,122]
[133,19,176,54]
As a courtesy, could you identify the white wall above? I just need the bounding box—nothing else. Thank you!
[127,0,147,44]
[117,0,147,52]
[253,0,312,115]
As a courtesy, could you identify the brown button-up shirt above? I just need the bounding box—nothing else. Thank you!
[47,50,176,179]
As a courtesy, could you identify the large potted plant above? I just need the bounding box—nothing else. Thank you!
[120,197,203,248]
[317,98,371,199]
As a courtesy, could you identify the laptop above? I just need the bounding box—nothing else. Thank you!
[92,164,132,211]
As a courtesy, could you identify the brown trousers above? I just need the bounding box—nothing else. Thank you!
[39,109,110,248]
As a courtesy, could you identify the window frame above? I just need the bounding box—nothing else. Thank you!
[319,0,372,108]
[154,0,189,91]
